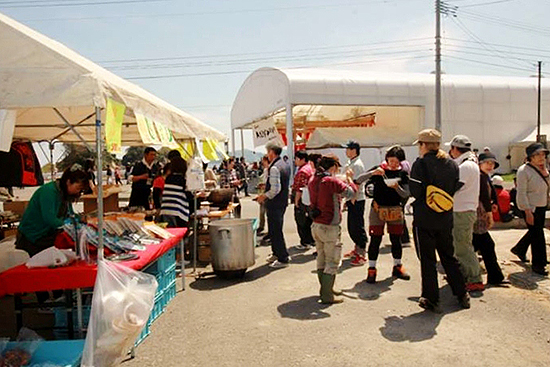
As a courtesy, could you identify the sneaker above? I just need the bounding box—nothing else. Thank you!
[269,260,289,269]
[350,254,366,267]
[343,249,357,259]
[418,297,442,313]
[392,265,411,280]
[366,267,377,283]
[265,254,277,263]
[458,293,471,309]
[295,244,311,251]
[466,282,485,292]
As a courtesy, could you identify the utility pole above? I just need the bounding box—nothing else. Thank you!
[435,0,442,132]
[537,61,542,142]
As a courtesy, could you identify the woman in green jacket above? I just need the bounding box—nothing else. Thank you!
[16,166,89,256]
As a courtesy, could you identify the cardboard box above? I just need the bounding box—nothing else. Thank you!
[3,201,29,216]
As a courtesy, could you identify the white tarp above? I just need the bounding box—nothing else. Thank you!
[0,12,225,146]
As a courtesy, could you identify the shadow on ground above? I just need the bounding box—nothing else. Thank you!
[380,286,463,343]
[508,260,548,290]
[189,263,273,291]
[341,276,395,301]
[277,296,331,320]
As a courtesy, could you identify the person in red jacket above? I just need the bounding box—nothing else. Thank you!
[491,175,512,222]
[308,155,357,304]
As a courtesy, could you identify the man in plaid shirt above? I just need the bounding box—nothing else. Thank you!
[292,150,315,250]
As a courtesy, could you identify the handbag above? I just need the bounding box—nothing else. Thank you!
[418,160,454,213]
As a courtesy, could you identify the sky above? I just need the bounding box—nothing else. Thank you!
[1,0,549,163]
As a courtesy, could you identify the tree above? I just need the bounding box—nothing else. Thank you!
[121,146,145,168]
[57,144,118,171]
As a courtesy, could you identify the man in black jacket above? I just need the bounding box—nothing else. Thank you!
[410,129,470,312]
[129,147,158,209]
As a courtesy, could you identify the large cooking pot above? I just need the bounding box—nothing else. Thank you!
[209,218,255,279]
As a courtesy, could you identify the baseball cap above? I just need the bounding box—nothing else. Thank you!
[525,142,549,158]
[412,129,442,145]
[478,152,499,169]
[445,135,472,149]
[492,175,504,186]
[343,140,360,151]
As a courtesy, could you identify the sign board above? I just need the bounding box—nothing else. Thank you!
[252,119,284,148]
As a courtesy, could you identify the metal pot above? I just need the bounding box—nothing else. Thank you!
[209,219,255,278]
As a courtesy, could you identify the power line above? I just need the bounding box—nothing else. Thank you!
[0,0,168,8]
[458,0,515,8]
[458,9,550,36]
[444,37,550,55]
[444,55,534,72]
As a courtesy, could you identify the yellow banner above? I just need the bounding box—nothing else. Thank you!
[105,99,126,153]
[179,141,194,160]
[135,113,161,145]
[202,138,219,161]
[154,120,179,148]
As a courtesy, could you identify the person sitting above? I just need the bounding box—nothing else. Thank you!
[491,175,513,222]
[509,177,524,219]
[16,165,89,257]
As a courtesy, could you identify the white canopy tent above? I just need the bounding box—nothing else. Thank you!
[0,12,225,259]
[509,124,550,169]
[231,67,549,173]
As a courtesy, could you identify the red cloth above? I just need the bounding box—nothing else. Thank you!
[492,188,511,222]
[153,176,165,190]
[0,228,187,297]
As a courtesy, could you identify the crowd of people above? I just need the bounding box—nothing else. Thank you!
[255,130,549,311]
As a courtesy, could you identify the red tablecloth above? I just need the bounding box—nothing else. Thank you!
[0,228,187,297]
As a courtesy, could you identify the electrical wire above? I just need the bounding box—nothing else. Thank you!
[0,0,169,8]
[443,55,535,72]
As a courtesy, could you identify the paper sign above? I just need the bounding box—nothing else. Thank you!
[135,113,161,145]
[252,119,284,147]
[105,99,126,153]
[154,120,179,148]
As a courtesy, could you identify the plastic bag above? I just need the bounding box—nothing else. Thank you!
[186,156,205,191]
[26,247,78,268]
[81,260,157,367]
[2,327,43,367]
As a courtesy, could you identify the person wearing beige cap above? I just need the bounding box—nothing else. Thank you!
[447,134,484,293]
[410,129,470,312]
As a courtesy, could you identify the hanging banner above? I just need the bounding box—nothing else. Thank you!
[154,120,179,148]
[215,142,230,160]
[252,119,285,147]
[135,113,161,145]
[105,99,126,153]
[179,141,194,160]
[0,109,16,152]
[202,138,219,161]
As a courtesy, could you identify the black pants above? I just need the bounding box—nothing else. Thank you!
[511,206,548,270]
[267,206,289,262]
[368,234,402,261]
[129,188,151,209]
[346,200,368,250]
[416,226,467,304]
[294,203,314,246]
[473,232,504,284]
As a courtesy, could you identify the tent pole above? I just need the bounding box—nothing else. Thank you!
[231,129,235,157]
[49,141,55,181]
[95,106,105,261]
[53,108,92,150]
[286,103,295,182]
[240,129,244,158]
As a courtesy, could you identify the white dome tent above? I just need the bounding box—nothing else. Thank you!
[231,67,549,173]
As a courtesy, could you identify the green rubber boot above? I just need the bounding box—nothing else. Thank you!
[317,269,343,296]
[320,273,344,304]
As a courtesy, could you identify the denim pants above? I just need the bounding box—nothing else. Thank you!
[312,223,342,275]
[453,211,482,283]
[267,206,289,262]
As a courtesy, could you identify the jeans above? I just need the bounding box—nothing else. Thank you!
[453,211,482,283]
[511,206,548,269]
[294,203,314,246]
[312,223,342,275]
[416,226,467,305]
[346,200,368,254]
[267,206,289,262]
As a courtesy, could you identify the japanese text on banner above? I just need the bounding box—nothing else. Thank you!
[105,99,126,153]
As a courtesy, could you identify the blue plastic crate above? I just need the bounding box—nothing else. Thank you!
[149,291,165,322]
[163,268,176,292]
[158,247,176,272]
[6,340,85,367]
[163,279,177,305]
[54,305,91,329]
[135,321,150,346]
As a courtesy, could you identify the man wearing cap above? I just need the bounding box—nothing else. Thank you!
[448,135,484,292]
[257,142,291,268]
[410,129,470,312]
[342,141,369,266]
[510,142,550,275]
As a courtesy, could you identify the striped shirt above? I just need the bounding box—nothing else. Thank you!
[160,173,190,222]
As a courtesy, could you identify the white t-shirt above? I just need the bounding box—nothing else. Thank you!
[453,152,480,212]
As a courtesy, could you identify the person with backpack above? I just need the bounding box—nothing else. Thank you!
[308,154,357,304]
[410,129,470,312]
[354,146,411,284]
[472,153,506,285]
[510,142,550,275]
